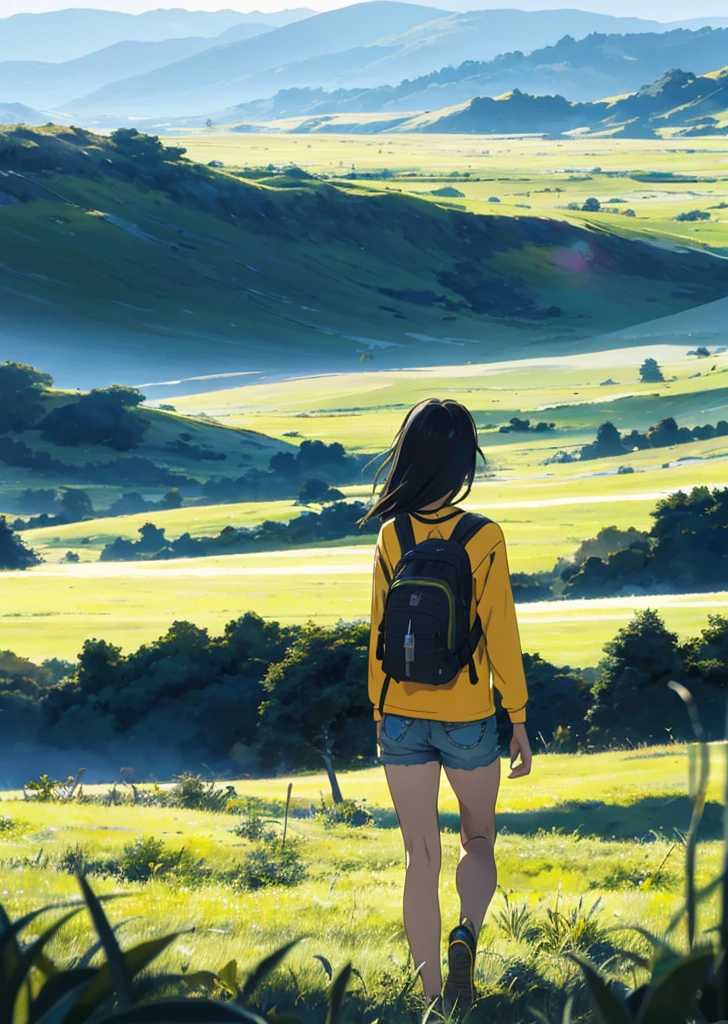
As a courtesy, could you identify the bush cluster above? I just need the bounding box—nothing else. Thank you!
[99,501,378,562]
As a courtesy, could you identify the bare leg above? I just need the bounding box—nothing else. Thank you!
[384,761,443,1002]
[443,758,500,939]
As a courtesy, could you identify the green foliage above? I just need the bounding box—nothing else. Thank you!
[0,515,41,570]
[0,361,52,433]
[493,894,538,943]
[229,841,307,890]
[542,684,728,1024]
[0,869,312,1023]
[39,385,150,451]
[314,796,373,828]
[536,895,605,955]
[587,610,683,744]
[674,209,711,221]
[99,501,378,563]
[255,620,371,800]
[117,835,191,882]
[639,358,665,383]
[167,773,236,812]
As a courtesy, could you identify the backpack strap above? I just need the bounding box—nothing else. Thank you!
[378,675,392,716]
[393,513,416,559]
[450,515,493,684]
[450,512,492,549]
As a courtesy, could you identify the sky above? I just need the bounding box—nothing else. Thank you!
[0,0,726,17]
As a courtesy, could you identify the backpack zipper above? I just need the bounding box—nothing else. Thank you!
[389,578,456,649]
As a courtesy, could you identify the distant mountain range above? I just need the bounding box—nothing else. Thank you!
[7,4,723,121]
[0,102,47,127]
[220,25,728,127]
[0,8,313,64]
[389,67,728,135]
[0,24,273,109]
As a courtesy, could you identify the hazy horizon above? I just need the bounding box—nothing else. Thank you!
[1,0,726,20]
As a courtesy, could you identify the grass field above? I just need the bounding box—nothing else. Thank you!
[1,550,726,664]
[8,344,728,666]
[177,134,728,252]
[0,745,723,1021]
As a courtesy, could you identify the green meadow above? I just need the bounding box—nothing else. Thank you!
[178,134,728,251]
[6,344,728,666]
[0,745,723,1021]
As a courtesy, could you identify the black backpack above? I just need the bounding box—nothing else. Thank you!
[375,511,493,715]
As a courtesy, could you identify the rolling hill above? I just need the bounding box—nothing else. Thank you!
[0,8,313,64]
[1,125,728,389]
[0,103,48,127]
[222,25,728,124]
[373,67,728,136]
[0,25,273,111]
[63,7,719,119]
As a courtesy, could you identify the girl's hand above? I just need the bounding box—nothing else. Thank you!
[376,719,382,747]
[509,723,532,779]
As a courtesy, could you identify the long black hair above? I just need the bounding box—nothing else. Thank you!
[360,398,485,525]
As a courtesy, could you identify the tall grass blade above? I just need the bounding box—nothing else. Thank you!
[720,701,728,1020]
[635,948,713,1024]
[2,908,85,1019]
[76,873,133,1007]
[570,955,632,1024]
[325,963,352,1024]
[667,681,709,952]
[30,970,96,1021]
[98,1000,270,1023]
[69,933,180,1024]
[313,955,333,981]
[239,939,300,1001]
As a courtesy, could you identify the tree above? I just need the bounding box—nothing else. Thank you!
[639,358,664,383]
[59,488,93,522]
[0,516,42,570]
[586,609,683,744]
[681,614,728,688]
[40,385,149,451]
[297,478,344,505]
[0,362,53,433]
[582,197,601,212]
[255,622,371,802]
[645,416,692,448]
[579,421,625,460]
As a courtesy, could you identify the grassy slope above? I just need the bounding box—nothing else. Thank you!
[177,134,728,254]
[0,390,292,509]
[0,745,722,1018]
[2,127,728,390]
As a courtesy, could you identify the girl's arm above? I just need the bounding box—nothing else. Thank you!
[475,527,532,777]
[368,529,391,723]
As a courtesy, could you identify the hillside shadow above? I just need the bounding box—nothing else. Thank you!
[369,797,724,841]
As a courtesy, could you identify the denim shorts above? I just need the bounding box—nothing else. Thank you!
[378,713,500,770]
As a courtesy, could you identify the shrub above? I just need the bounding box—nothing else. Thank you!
[230,840,306,889]
[536,895,605,955]
[167,772,236,811]
[232,800,279,842]
[674,209,710,221]
[117,835,185,882]
[315,796,373,828]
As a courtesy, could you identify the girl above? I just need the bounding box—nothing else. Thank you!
[363,398,532,1019]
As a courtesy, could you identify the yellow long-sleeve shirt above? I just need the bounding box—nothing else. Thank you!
[368,505,528,724]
